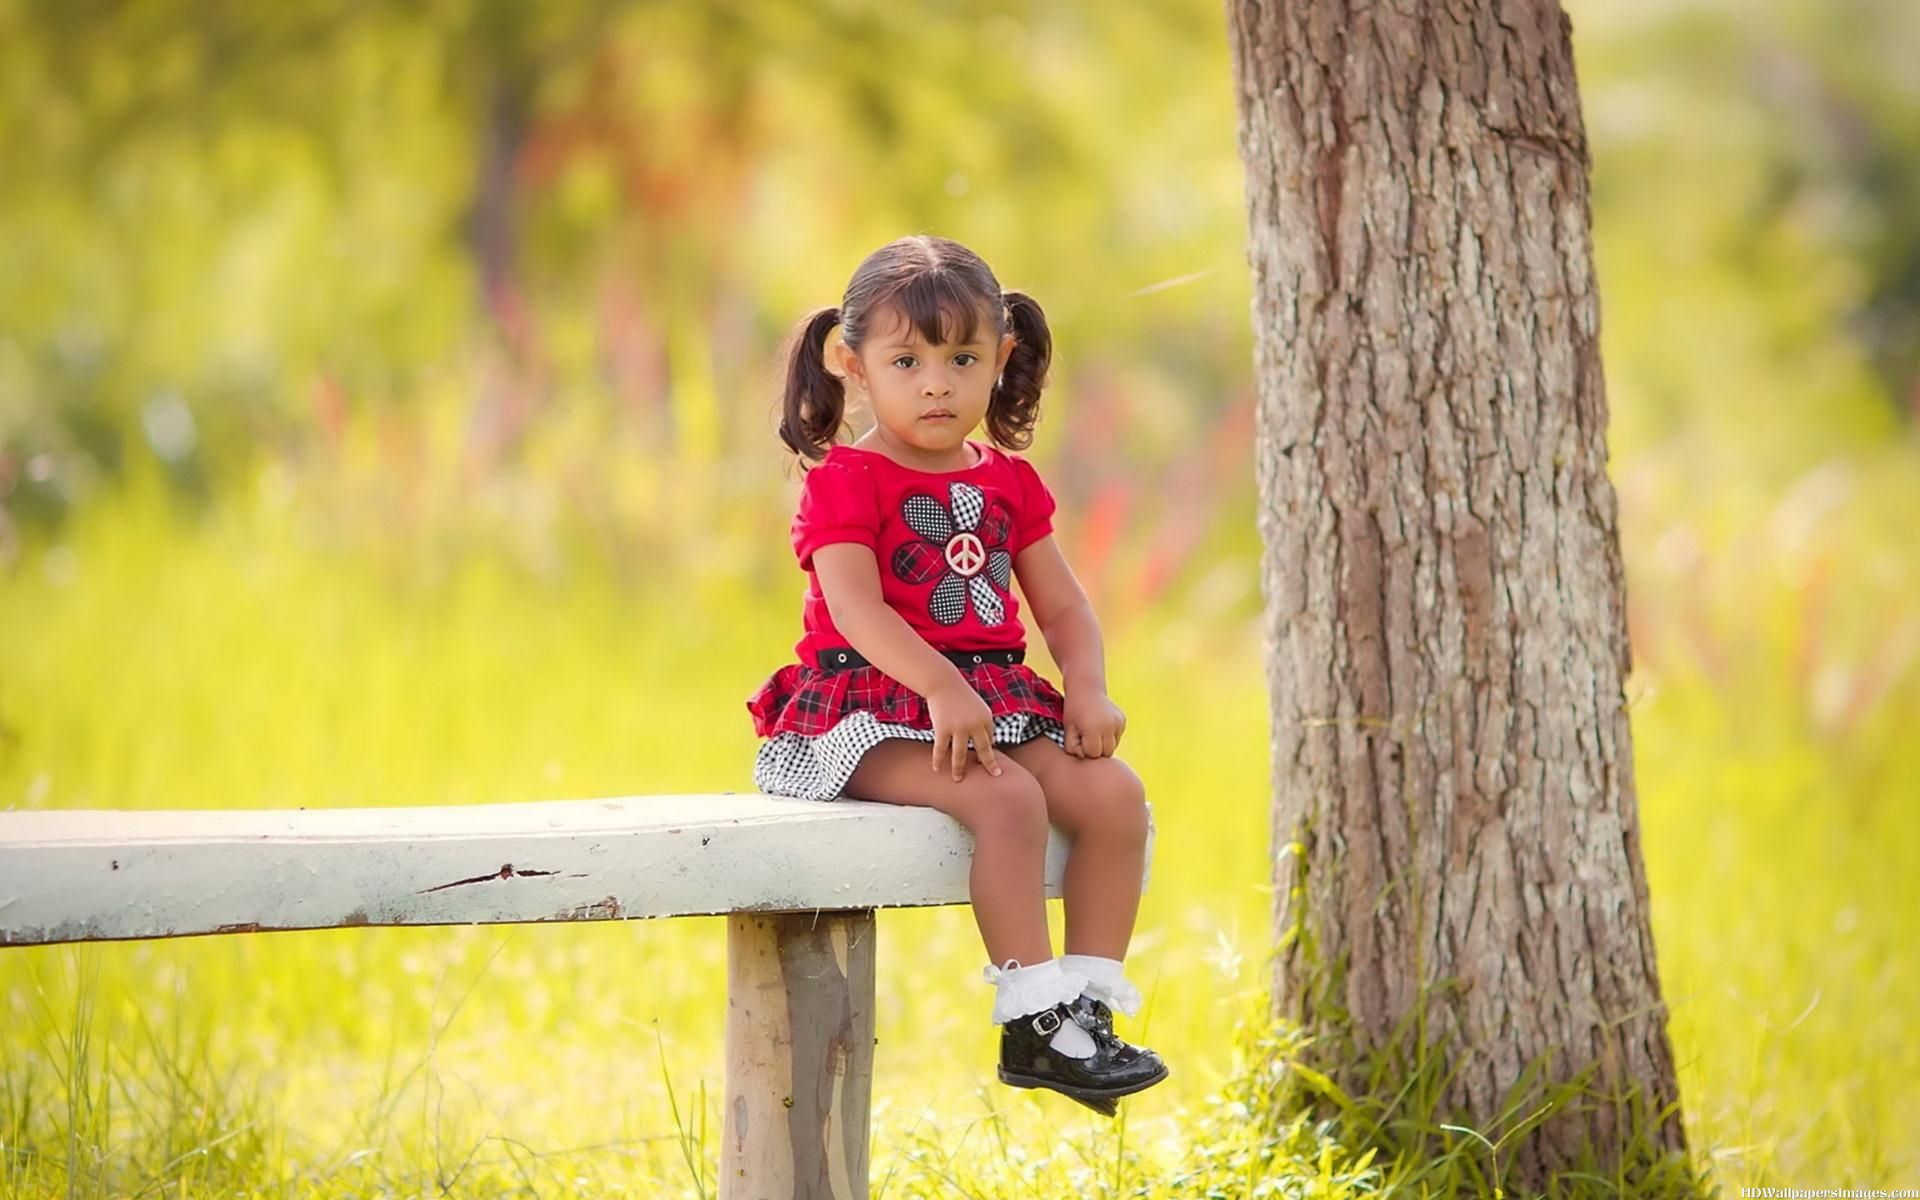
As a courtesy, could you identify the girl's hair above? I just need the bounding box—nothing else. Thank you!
[776,234,1053,465]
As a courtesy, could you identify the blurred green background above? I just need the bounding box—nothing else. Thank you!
[3,0,1917,1194]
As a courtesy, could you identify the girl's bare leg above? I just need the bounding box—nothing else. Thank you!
[842,738,1055,966]
[997,736,1150,960]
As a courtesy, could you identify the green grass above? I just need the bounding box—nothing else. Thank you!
[3,448,1916,1196]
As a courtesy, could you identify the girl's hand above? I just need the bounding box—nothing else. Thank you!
[1063,690,1126,758]
[926,678,1004,782]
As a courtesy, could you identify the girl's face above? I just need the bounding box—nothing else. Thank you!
[838,303,1016,462]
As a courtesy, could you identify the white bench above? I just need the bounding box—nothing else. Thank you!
[0,791,1155,1199]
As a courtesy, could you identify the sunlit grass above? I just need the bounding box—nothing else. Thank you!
[3,444,1917,1194]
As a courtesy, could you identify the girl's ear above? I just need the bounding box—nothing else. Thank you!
[995,330,1017,374]
[832,338,864,388]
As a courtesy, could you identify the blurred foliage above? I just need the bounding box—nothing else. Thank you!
[2,0,1919,1191]
[0,0,1255,596]
[0,0,1913,618]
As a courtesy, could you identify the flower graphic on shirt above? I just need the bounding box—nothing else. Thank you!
[891,481,1015,626]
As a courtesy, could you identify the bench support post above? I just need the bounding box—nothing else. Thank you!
[723,909,875,1199]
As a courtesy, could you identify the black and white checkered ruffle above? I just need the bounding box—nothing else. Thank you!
[752,710,1068,803]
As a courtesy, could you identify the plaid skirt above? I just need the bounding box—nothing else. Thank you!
[746,652,1069,802]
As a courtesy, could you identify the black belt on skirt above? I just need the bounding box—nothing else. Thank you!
[814,645,1024,674]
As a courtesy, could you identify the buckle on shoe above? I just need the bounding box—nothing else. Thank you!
[1029,1008,1062,1037]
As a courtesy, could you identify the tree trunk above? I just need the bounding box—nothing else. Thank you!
[1225,0,1688,1183]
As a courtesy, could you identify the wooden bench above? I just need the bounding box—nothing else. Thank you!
[0,791,1156,1199]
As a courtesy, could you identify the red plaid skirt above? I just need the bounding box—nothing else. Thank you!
[747,659,1068,740]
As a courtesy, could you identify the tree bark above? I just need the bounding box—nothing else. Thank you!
[1225,0,1688,1182]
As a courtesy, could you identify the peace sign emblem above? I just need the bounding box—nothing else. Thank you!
[945,532,987,578]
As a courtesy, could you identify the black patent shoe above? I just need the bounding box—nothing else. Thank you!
[1067,994,1167,1089]
[997,1001,1170,1118]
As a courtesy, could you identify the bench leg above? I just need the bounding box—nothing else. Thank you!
[723,909,875,1199]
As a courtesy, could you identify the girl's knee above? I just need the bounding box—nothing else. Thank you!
[1094,760,1151,844]
[966,767,1050,842]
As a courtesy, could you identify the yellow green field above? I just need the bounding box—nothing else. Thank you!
[4,442,1915,1195]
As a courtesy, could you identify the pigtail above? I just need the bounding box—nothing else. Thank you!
[985,289,1052,451]
[777,305,850,466]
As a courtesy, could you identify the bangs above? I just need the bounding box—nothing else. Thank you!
[875,272,995,347]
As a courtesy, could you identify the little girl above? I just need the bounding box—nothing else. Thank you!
[745,235,1168,1116]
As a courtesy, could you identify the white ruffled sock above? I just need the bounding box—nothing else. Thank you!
[1056,953,1144,1018]
[981,956,1098,1057]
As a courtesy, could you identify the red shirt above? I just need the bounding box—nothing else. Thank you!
[787,438,1058,668]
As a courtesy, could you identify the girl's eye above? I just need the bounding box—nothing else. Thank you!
[893,353,980,369]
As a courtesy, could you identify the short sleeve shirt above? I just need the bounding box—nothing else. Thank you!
[787,438,1058,668]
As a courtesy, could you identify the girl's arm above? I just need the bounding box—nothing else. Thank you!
[1014,534,1107,694]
